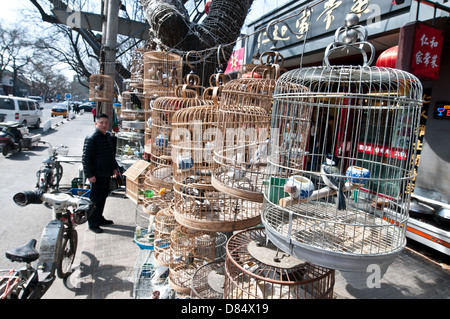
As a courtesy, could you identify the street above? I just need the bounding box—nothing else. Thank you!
[0,104,94,271]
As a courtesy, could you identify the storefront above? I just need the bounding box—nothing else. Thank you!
[242,0,450,254]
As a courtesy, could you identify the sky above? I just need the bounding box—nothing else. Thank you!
[0,0,292,79]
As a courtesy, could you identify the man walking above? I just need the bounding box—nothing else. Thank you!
[82,113,119,233]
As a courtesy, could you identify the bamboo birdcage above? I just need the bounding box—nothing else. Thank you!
[121,91,145,122]
[261,13,423,288]
[224,228,335,299]
[129,48,149,90]
[170,95,262,232]
[168,226,216,294]
[211,52,285,203]
[89,74,114,102]
[147,79,209,189]
[154,207,179,267]
[143,51,182,98]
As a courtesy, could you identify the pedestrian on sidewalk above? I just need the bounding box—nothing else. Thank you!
[92,107,96,122]
[82,113,119,233]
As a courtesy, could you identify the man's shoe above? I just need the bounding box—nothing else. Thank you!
[99,219,114,226]
[89,226,103,234]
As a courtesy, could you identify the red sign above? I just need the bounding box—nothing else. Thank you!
[410,23,444,80]
[225,47,244,74]
[357,142,408,160]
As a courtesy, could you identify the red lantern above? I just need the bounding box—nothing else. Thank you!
[205,0,212,14]
[376,46,398,68]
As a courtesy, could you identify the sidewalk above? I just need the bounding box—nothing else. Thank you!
[72,191,450,299]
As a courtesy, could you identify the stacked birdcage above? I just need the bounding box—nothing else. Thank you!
[168,226,216,294]
[211,51,284,204]
[154,207,179,267]
[170,79,262,232]
[143,51,183,158]
[146,76,208,190]
[89,74,114,102]
[261,13,423,288]
[224,228,335,299]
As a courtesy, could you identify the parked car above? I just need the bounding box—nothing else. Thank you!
[0,95,43,128]
[51,104,68,117]
[79,103,94,112]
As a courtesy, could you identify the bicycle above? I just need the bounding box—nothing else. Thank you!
[0,191,94,299]
[36,141,69,192]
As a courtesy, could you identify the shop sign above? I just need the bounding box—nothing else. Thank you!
[357,142,407,160]
[433,101,450,119]
[410,23,444,80]
[247,0,411,59]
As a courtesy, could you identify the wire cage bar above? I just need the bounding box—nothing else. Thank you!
[224,228,335,299]
[191,259,225,299]
[261,13,423,287]
[168,226,216,294]
[171,103,262,232]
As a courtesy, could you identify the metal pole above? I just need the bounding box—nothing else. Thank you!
[101,0,120,130]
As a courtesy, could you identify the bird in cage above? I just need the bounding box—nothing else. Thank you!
[320,154,346,211]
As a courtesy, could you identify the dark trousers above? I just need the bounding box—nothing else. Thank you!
[88,176,110,228]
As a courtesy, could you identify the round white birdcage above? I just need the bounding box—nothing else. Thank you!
[261,13,423,288]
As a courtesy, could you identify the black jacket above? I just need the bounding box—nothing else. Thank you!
[82,129,119,179]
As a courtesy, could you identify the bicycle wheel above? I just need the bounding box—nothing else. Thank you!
[57,228,78,279]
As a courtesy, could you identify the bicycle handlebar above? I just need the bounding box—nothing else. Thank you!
[13,190,91,209]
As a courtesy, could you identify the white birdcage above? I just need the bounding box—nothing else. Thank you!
[261,13,423,288]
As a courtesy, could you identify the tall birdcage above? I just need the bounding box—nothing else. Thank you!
[171,95,262,232]
[147,78,209,189]
[224,228,335,299]
[168,226,216,294]
[129,48,149,90]
[261,13,423,288]
[89,74,114,102]
[212,52,284,203]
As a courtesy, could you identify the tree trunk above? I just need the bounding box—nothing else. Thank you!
[141,0,254,81]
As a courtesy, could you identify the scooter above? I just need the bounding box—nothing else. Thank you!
[0,122,25,156]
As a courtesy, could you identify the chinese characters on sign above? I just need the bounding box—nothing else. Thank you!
[410,23,444,80]
[357,142,408,160]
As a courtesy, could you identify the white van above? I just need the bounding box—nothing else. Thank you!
[0,95,43,128]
